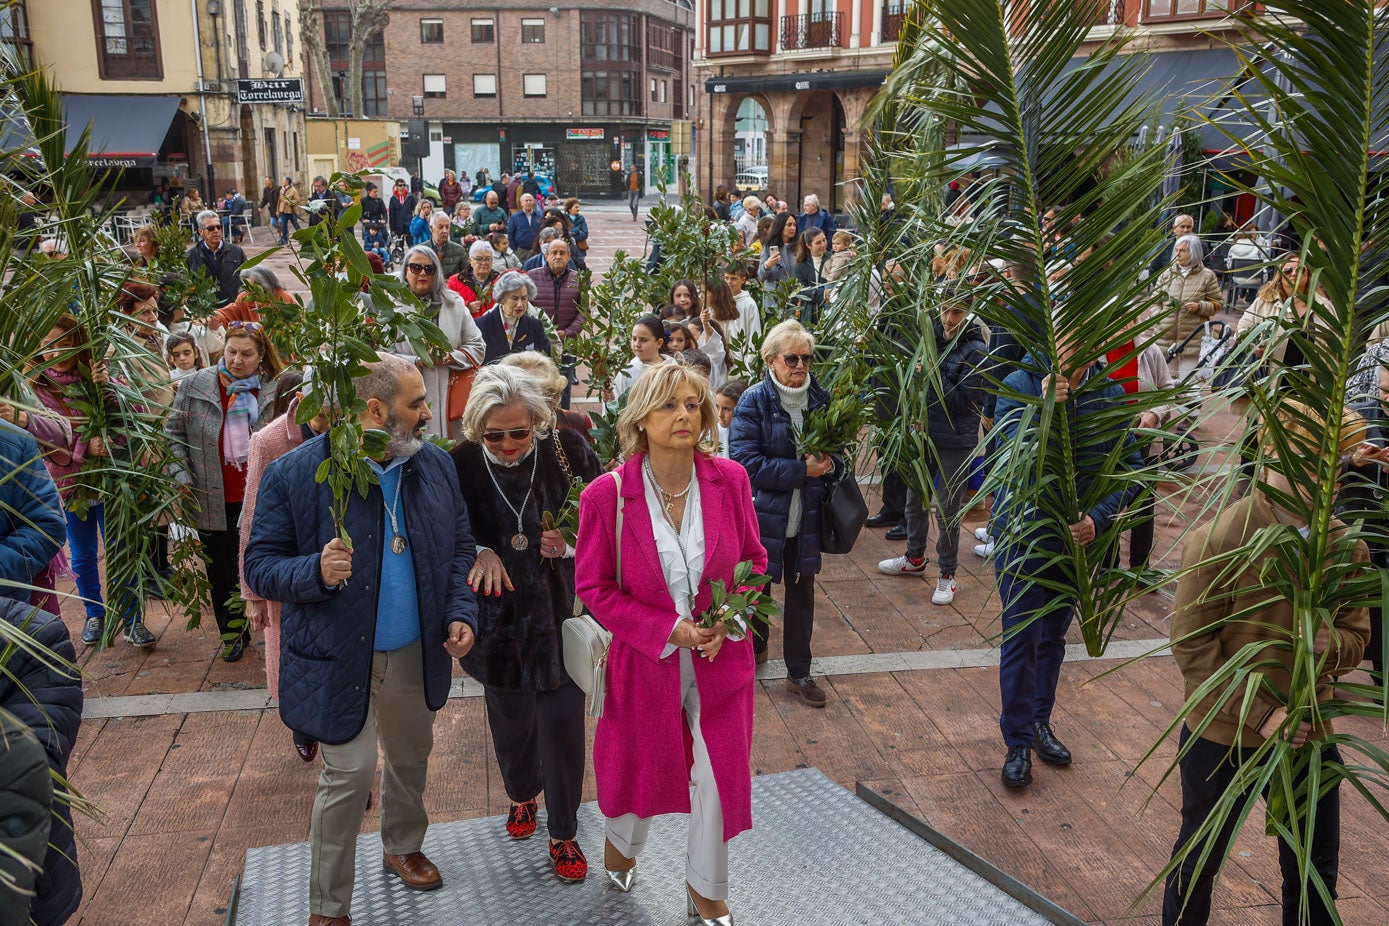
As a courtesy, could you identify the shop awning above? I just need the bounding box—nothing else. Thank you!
[704,70,889,94]
[61,94,183,168]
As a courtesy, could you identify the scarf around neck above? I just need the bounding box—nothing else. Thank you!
[218,362,261,469]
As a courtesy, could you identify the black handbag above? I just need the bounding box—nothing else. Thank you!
[819,469,868,555]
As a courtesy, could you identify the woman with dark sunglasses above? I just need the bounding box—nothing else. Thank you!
[393,245,486,441]
[449,365,603,883]
[728,318,839,708]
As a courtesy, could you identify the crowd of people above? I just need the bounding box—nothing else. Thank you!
[3,174,1386,926]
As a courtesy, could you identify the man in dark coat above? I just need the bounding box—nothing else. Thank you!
[244,353,479,926]
[506,193,544,258]
[359,182,388,233]
[387,179,417,239]
[259,176,280,239]
[185,210,247,305]
[990,337,1142,790]
[0,600,82,926]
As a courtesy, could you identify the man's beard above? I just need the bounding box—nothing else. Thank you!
[384,409,425,458]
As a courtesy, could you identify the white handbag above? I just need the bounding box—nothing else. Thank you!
[562,470,621,718]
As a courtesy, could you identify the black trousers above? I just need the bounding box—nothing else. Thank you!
[484,681,586,840]
[754,535,816,678]
[877,470,907,520]
[200,501,244,638]
[1162,727,1341,926]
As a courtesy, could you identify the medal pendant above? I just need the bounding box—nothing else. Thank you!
[511,533,529,551]
[391,535,408,555]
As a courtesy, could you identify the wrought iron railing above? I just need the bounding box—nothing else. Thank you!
[780,12,844,51]
[882,2,906,42]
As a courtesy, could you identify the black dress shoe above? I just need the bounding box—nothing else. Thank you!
[1032,721,1072,766]
[885,524,907,541]
[865,511,901,528]
[221,637,246,663]
[293,730,319,763]
[1002,745,1033,788]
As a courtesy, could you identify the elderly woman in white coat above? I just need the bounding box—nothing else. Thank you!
[394,243,486,441]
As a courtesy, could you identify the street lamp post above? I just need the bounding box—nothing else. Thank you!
[412,95,425,192]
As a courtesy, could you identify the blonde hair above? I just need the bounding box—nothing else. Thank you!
[497,350,567,400]
[616,363,719,459]
[461,365,555,443]
[760,318,814,364]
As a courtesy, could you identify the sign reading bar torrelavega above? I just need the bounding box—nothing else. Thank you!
[236,78,305,104]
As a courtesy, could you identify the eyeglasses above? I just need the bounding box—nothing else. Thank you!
[201,225,222,233]
[481,427,533,444]
[471,255,493,262]
[780,353,814,368]
[406,263,438,275]
[227,321,263,332]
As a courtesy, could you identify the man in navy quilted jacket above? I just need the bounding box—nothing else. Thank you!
[245,353,479,926]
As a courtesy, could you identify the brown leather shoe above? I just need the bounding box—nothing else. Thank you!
[382,851,442,891]
[307,915,351,925]
[783,675,827,707]
[294,741,319,763]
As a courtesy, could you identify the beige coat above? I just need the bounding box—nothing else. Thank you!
[1235,290,1336,366]
[1152,264,1223,349]
[277,183,302,216]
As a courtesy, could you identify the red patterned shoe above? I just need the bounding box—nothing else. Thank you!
[549,838,588,883]
[505,799,537,839]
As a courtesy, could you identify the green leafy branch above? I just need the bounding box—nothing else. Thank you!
[700,560,777,638]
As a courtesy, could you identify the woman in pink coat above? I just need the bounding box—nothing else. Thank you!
[238,387,328,762]
[575,363,767,926]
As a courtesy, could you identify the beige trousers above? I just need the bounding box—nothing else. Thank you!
[605,648,729,901]
[309,640,435,918]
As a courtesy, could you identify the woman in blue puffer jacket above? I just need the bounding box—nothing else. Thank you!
[728,319,840,709]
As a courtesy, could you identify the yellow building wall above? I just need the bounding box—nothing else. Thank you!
[28,0,198,94]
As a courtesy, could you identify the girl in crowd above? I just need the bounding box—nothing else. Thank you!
[758,214,800,314]
[715,379,748,459]
[669,280,701,320]
[393,245,486,442]
[410,199,434,247]
[610,315,672,400]
[166,332,204,385]
[452,365,603,882]
[665,321,696,354]
[729,319,838,702]
[31,314,154,647]
[791,228,831,325]
[490,232,523,270]
[696,282,738,388]
[167,321,285,661]
[575,362,766,926]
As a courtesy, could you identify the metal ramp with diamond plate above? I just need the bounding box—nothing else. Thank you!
[230,767,1083,926]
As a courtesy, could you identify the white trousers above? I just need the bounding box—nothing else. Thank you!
[606,648,729,900]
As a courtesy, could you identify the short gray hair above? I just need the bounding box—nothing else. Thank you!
[196,209,220,228]
[760,318,814,363]
[469,239,496,259]
[492,270,536,303]
[537,227,562,247]
[399,245,447,301]
[357,353,416,406]
[240,265,282,293]
[461,365,555,443]
[430,211,452,229]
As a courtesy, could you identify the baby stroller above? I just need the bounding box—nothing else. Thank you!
[1158,320,1234,473]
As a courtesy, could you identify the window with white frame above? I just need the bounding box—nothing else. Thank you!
[423,73,446,98]
[522,73,547,97]
[471,17,494,43]
[473,73,497,97]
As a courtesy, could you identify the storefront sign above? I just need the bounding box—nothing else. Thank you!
[566,128,605,140]
[647,129,670,140]
[235,78,305,104]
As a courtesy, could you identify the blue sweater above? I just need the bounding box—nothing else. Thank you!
[370,456,422,651]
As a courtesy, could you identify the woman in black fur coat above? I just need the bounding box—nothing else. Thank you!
[451,364,603,884]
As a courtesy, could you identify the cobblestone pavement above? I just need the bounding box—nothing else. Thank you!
[60,203,1389,925]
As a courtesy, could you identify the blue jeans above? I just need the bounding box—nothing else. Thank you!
[995,548,1074,747]
[66,503,139,622]
[278,211,301,241]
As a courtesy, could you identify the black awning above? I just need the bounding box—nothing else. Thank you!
[61,94,183,168]
[704,70,889,95]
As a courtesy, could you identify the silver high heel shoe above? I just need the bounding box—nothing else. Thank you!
[687,887,734,925]
[605,865,635,893]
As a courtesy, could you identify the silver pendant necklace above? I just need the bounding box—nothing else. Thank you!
[644,457,699,614]
[384,472,407,554]
[484,446,539,551]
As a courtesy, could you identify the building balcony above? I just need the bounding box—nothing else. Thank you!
[1141,0,1252,23]
[881,2,906,42]
[780,12,844,52]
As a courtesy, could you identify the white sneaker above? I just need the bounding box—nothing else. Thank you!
[931,576,957,605]
[974,527,990,543]
[878,554,928,576]
[972,541,994,558]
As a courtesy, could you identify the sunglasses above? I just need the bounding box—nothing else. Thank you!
[201,225,222,232]
[406,263,438,275]
[780,353,814,368]
[227,321,263,332]
[482,427,533,444]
